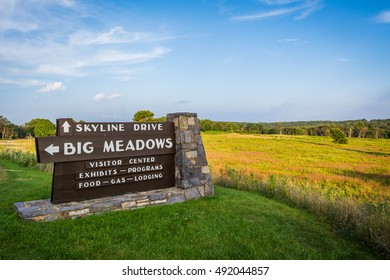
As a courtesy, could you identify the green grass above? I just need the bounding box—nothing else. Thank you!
[0,159,382,260]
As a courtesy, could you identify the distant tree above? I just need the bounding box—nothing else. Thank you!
[34,119,55,137]
[355,121,366,138]
[132,110,155,122]
[330,128,348,144]
[154,116,166,122]
[276,123,284,135]
[0,116,11,138]
[25,118,55,137]
[199,119,214,131]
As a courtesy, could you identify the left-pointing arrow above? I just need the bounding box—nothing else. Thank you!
[45,144,60,156]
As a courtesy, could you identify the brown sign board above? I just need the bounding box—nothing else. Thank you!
[35,134,175,163]
[56,119,174,136]
[35,119,176,204]
[51,154,175,203]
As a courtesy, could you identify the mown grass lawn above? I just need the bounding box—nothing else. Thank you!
[0,159,380,260]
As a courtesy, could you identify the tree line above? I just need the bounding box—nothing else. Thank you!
[199,119,390,139]
[0,116,56,138]
[1,112,389,139]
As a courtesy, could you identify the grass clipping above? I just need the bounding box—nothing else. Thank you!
[216,166,390,258]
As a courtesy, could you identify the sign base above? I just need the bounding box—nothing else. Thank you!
[15,184,213,222]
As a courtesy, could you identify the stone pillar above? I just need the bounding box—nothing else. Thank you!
[166,112,214,198]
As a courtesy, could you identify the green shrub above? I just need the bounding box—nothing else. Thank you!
[331,128,348,144]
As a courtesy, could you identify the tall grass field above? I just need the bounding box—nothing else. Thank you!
[0,135,389,258]
[202,133,389,256]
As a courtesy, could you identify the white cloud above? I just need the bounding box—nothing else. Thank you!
[0,77,44,87]
[373,10,390,23]
[35,62,87,77]
[37,81,65,93]
[232,7,298,21]
[232,0,323,21]
[0,0,81,32]
[93,47,170,65]
[335,58,350,63]
[278,37,308,45]
[92,93,124,101]
[70,26,173,46]
[0,2,173,89]
[258,0,302,5]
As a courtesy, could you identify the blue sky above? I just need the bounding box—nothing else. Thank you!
[0,0,389,124]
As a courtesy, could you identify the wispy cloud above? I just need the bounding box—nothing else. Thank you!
[0,77,44,87]
[258,0,302,5]
[373,10,390,23]
[92,93,124,101]
[278,37,308,45]
[37,81,65,93]
[232,0,323,21]
[70,26,174,46]
[92,47,170,65]
[0,0,82,32]
[0,1,174,89]
[335,57,350,63]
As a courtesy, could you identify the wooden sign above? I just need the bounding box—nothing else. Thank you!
[35,134,175,163]
[36,119,176,204]
[51,154,175,203]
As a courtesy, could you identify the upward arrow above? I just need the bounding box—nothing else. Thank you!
[62,121,71,133]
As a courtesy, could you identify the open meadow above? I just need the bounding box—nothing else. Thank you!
[202,133,389,204]
[202,133,389,256]
[0,135,389,258]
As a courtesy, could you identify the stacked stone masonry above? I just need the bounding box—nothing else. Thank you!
[15,112,214,222]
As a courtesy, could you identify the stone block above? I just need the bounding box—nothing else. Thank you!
[189,177,200,186]
[59,202,89,213]
[179,116,188,130]
[186,150,197,159]
[167,194,186,204]
[197,186,205,197]
[90,199,121,213]
[151,199,168,205]
[184,188,201,200]
[68,208,89,217]
[121,201,136,209]
[136,199,150,207]
[149,192,168,201]
[183,130,194,143]
[188,117,195,126]
[182,143,197,150]
[181,166,194,178]
[181,179,193,189]
[201,166,210,174]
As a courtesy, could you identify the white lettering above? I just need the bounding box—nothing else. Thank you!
[103,141,115,152]
[134,173,163,182]
[64,143,76,155]
[78,180,101,189]
[133,123,164,131]
[146,139,155,149]
[136,139,145,150]
[64,142,93,155]
[75,123,125,133]
[75,124,82,132]
[87,160,122,168]
[116,140,124,152]
[126,140,135,151]
[110,178,126,184]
